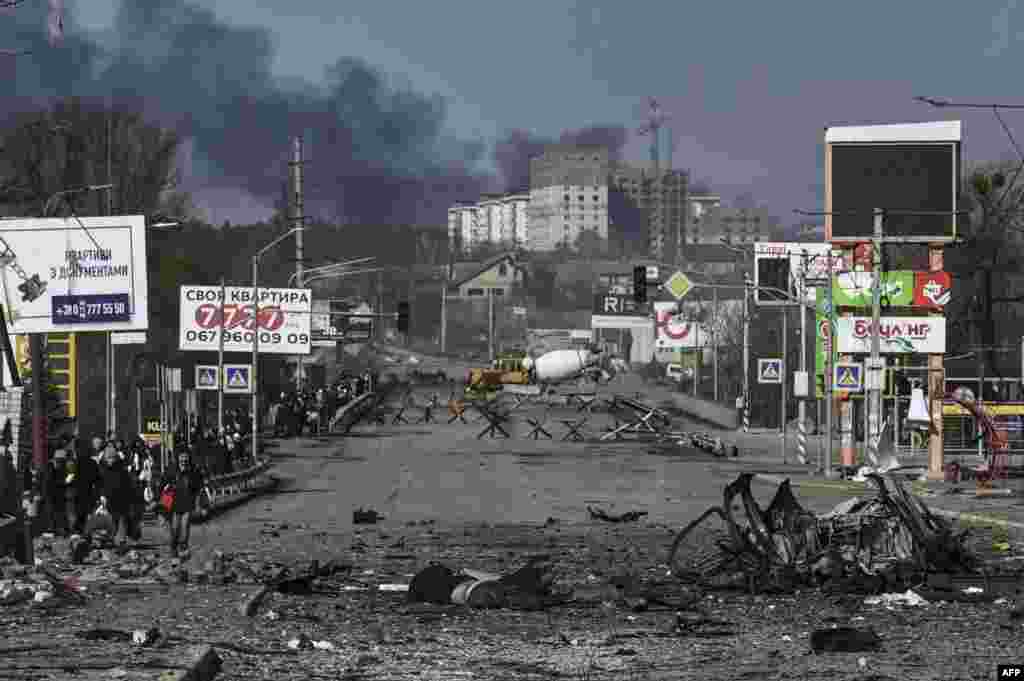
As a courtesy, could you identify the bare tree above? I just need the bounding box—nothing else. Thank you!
[946,160,1024,378]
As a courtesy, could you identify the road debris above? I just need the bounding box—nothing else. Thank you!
[670,472,978,592]
[587,507,648,523]
[810,627,882,653]
[353,507,382,524]
[863,590,928,607]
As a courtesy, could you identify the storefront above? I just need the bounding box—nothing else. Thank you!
[591,292,654,365]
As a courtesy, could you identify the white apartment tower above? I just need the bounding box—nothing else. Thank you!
[447,193,530,254]
[528,145,609,251]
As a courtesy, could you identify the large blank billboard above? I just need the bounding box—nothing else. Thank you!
[825,121,960,243]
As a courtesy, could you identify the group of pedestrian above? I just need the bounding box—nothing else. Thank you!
[270,371,375,437]
[12,431,208,557]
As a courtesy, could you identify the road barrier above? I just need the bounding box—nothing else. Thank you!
[330,392,378,433]
[148,459,277,523]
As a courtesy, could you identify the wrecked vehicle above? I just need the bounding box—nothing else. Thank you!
[669,472,978,591]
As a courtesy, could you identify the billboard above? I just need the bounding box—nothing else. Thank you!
[310,301,373,347]
[178,286,312,354]
[0,216,148,333]
[825,121,960,242]
[836,316,946,354]
[833,271,914,307]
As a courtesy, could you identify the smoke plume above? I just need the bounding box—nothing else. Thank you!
[0,0,490,225]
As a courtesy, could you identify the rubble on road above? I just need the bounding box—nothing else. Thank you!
[670,472,980,592]
[587,506,648,523]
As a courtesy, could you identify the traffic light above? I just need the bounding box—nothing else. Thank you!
[17,274,46,302]
[755,257,790,304]
[396,301,410,334]
[633,266,647,304]
[46,333,77,418]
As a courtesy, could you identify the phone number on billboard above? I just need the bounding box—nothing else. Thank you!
[184,330,309,345]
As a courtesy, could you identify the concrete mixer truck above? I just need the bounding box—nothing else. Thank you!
[465,347,627,397]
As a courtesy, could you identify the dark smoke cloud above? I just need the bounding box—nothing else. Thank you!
[0,0,491,225]
[493,125,629,193]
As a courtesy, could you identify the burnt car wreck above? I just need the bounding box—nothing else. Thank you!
[669,473,978,592]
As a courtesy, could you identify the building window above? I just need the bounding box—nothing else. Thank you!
[498,263,508,276]
[467,288,485,297]
[493,288,505,296]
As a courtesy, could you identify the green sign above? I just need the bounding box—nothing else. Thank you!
[832,271,914,307]
[815,288,834,398]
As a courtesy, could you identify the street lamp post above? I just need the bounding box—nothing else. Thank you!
[252,227,302,463]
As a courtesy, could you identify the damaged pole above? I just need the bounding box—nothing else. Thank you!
[742,275,750,432]
[780,305,787,462]
[825,248,835,479]
[866,209,884,467]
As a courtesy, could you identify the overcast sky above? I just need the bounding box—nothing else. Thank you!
[71,0,1024,225]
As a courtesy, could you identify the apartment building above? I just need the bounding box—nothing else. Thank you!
[446,193,530,254]
[609,163,689,263]
[689,205,767,244]
[528,145,610,251]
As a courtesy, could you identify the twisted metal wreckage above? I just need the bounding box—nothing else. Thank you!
[669,472,978,591]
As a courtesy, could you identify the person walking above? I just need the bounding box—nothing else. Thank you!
[97,442,135,547]
[70,437,100,535]
[160,449,205,558]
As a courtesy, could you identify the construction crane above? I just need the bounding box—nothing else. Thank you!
[637,97,670,175]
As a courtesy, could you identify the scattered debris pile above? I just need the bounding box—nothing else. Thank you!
[406,556,569,610]
[0,556,85,607]
[670,472,978,591]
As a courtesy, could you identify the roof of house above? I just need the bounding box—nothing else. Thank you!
[449,251,523,288]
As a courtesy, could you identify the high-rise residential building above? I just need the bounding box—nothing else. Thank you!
[687,204,767,244]
[528,145,610,251]
[684,195,722,244]
[446,193,530,254]
[608,162,689,263]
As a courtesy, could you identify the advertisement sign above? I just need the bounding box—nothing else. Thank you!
[0,216,148,334]
[754,242,843,306]
[311,301,373,347]
[913,271,951,308]
[592,293,643,317]
[815,288,834,398]
[653,302,707,349]
[836,316,946,354]
[178,286,312,354]
[832,271,914,307]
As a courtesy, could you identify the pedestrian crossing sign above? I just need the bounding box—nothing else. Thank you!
[223,364,252,394]
[757,358,783,384]
[833,362,864,392]
[195,365,219,391]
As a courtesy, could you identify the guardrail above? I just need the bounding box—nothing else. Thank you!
[147,459,277,522]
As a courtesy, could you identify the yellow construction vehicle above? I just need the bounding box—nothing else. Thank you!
[465,351,530,398]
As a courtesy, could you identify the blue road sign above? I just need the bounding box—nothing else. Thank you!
[833,362,864,392]
[758,358,783,384]
[223,364,252,393]
[195,365,219,391]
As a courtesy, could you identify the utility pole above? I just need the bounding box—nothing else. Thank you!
[797,250,808,465]
[712,284,719,402]
[742,275,750,432]
[217,277,226,434]
[866,208,884,467]
[291,136,304,390]
[825,249,835,478]
[376,270,384,343]
[106,105,113,440]
[780,306,788,463]
[440,275,447,353]
[488,288,495,362]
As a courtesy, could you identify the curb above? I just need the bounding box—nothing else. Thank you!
[753,473,1024,531]
[157,645,222,680]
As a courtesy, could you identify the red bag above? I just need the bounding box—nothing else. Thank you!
[160,486,176,513]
